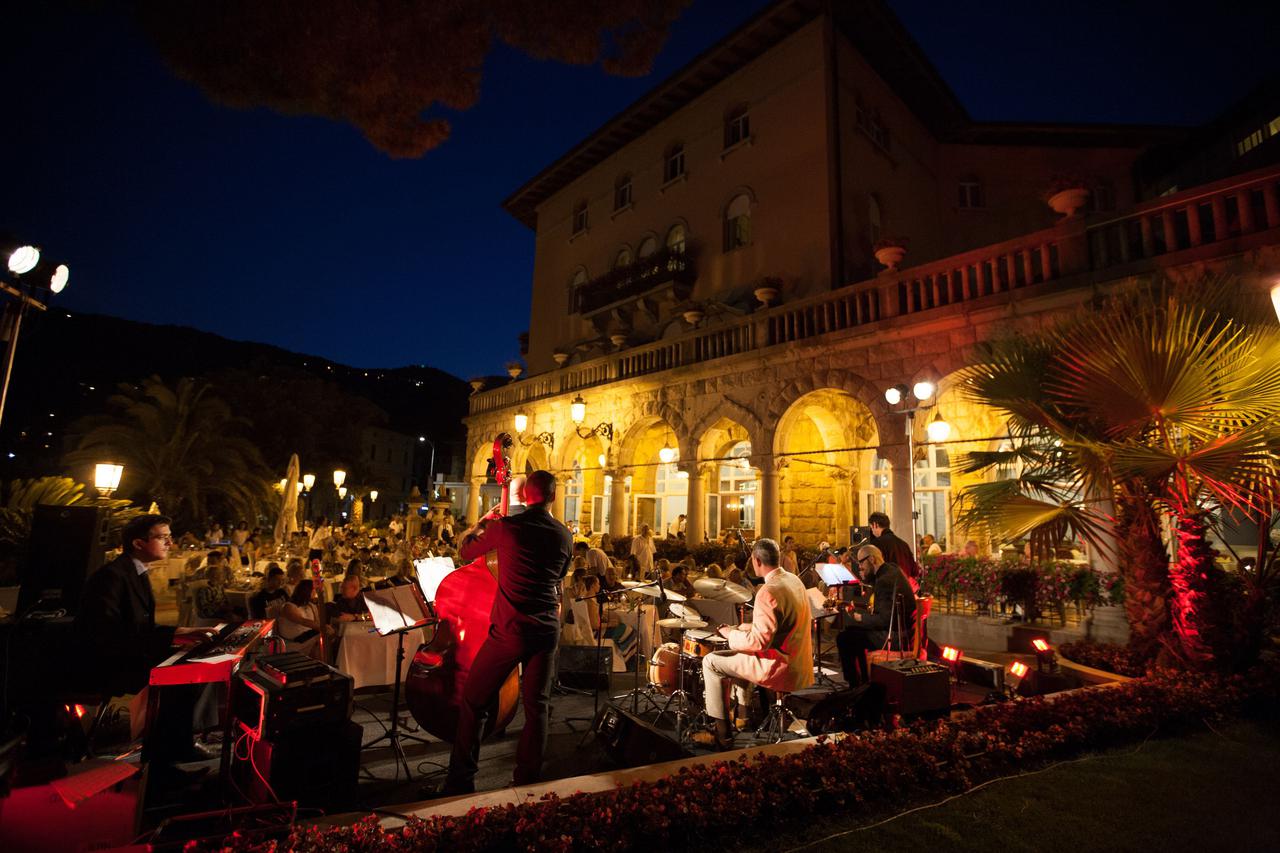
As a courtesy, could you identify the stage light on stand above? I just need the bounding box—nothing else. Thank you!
[912,380,935,401]
[941,645,961,663]
[884,383,907,405]
[7,246,39,275]
[49,264,69,293]
[1031,638,1056,673]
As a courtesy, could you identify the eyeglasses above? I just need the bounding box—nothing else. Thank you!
[857,556,873,564]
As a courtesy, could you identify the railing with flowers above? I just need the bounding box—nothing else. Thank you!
[919,554,1123,626]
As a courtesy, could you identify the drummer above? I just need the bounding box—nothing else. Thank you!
[694,538,813,750]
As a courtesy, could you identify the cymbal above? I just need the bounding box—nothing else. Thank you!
[656,617,708,629]
[668,601,701,621]
[622,580,687,602]
[693,577,752,604]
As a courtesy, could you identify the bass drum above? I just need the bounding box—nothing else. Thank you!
[647,642,681,696]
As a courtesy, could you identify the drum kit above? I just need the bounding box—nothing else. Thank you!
[608,573,758,742]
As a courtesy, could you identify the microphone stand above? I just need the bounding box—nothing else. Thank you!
[610,578,665,716]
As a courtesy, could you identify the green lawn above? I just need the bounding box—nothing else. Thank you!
[743,719,1280,853]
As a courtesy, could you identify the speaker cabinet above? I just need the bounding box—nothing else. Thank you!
[232,721,360,811]
[592,703,689,767]
[557,644,610,690]
[19,504,108,614]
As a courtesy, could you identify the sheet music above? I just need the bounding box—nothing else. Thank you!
[413,556,456,603]
[817,564,857,586]
[363,585,431,635]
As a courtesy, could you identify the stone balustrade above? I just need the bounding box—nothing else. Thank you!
[470,163,1280,416]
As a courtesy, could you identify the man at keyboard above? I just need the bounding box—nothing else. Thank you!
[76,514,217,773]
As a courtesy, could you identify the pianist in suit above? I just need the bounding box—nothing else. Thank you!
[75,514,216,766]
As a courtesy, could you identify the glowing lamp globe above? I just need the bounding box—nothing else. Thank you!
[7,245,39,275]
[926,415,952,443]
[514,411,528,433]
[912,380,935,401]
[303,473,316,491]
[338,486,347,499]
[597,453,606,467]
[333,469,346,488]
[1271,280,1280,322]
[369,489,378,502]
[884,384,905,405]
[570,395,586,425]
[50,264,70,293]
[295,482,304,494]
[658,443,677,464]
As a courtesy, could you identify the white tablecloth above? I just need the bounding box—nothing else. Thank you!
[334,621,427,690]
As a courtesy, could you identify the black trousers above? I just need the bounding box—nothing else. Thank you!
[836,628,898,686]
[445,627,558,793]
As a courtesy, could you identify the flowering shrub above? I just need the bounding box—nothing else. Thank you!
[919,555,1120,623]
[194,664,1280,852]
[1060,640,1149,678]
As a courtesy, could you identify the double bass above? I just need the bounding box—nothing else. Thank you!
[405,434,520,741]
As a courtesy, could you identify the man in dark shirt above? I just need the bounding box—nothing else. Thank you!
[867,511,920,582]
[442,470,572,794]
[249,565,289,619]
[835,544,917,686]
[326,575,369,622]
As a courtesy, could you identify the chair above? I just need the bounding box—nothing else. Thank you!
[867,594,929,665]
[754,690,796,744]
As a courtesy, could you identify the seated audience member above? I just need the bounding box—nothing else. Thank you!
[249,564,288,618]
[277,579,331,659]
[388,558,415,586]
[195,562,244,621]
[652,557,672,582]
[283,557,306,594]
[600,564,625,599]
[667,564,696,599]
[962,540,981,558]
[705,563,724,579]
[725,566,745,586]
[345,557,364,580]
[327,575,369,622]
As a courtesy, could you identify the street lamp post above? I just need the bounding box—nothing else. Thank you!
[418,436,436,500]
[0,242,70,429]
[883,381,950,552]
[94,462,124,499]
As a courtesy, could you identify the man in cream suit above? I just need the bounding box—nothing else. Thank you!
[696,537,813,749]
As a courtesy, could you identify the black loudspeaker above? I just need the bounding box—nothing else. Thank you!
[232,721,360,811]
[558,645,611,690]
[797,682,886,734]
[18,504,108,614]
[592,703,689,767]
[870,659,951,716]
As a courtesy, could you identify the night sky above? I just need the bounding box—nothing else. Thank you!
[4,0,1277,381]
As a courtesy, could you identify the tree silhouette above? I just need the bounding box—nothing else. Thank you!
[130,0,691,158]
[65,375,274,529]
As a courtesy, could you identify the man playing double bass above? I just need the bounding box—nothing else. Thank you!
[442,469,573,795]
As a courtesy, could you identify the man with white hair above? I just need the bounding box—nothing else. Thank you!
[835,543,917,686]
[695,537,813,750]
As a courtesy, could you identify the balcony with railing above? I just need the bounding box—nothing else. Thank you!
[573,246,696,317]
[471,164,1280,417]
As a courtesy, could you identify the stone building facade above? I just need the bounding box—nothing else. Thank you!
[463,0,1280,559]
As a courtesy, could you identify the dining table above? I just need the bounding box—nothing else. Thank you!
[333,618,429,690]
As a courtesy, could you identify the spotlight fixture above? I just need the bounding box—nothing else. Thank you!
[1009,661,1029,679]
[941,645,961,663]
[912,380,935,401]
[7,245,39,275]
[884,383,908,406]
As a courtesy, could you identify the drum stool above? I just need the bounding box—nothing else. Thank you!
[754,690,794,744]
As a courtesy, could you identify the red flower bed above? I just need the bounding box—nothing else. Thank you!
[1060,640,1149,678]
[199,665,1280,852]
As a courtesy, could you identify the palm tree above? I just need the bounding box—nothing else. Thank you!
[66,375,274,529]
[955,279,1280,668]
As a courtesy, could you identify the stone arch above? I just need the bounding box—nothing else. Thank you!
[762,366,893,449]
[773,387,882,547]
[684,396,765,462]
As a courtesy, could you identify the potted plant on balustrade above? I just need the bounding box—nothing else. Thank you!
[753,275,783,308]
[1043,174,1092,217]
[872,236,908,271]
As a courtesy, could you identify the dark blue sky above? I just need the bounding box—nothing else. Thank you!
[4,1,1277,380]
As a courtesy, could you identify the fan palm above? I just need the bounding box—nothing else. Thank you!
[65,375,274,529]
[955,279,1280,667]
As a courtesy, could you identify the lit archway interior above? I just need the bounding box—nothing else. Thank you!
[696,417,755,539]
[557,432,608,533]
[774,389,879,546]
[618,418,684,536]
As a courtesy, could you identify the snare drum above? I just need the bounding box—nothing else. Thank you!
[647,642,681,696]
[682,628,727,658]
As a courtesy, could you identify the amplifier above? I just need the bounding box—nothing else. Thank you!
[231,721,360,812]
[231,653,352,740]
[957,657,1005,691]
[870,659,950,716]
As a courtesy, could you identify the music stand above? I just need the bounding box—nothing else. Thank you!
[360,585,436,780]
